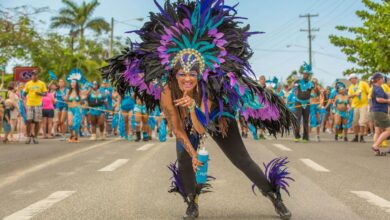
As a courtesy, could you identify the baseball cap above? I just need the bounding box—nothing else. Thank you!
[372,72,384,80]
[348,74,358,80]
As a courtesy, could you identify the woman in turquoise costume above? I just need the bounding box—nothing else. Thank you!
[64,80,82,143]
[87,81,108,140]
[102,1,296,219]
[332,82,350,141]
[309,77,324,142]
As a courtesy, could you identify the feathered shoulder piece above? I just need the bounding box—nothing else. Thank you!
[101,0,297,135]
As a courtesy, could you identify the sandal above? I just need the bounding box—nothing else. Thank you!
[371,147,386,156]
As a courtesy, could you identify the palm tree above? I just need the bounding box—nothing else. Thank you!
[51,0,110,50]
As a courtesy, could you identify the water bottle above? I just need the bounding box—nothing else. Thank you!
[196,148,209,184]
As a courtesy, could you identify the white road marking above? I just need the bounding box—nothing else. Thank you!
[3,191,75,220]
[273,144,292,151]
[351,191,390,213]
[300,159,330,172]
[0,139,119,189]
[98,159,129,172]
[136,143,155,151]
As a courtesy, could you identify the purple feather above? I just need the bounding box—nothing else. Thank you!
[153,0,175,25]
[167,161,187,201]
[252,157,294,196]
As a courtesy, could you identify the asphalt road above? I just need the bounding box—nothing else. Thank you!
[0,133,390,220]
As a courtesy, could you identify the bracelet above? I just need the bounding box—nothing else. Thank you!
[188,100,196,112]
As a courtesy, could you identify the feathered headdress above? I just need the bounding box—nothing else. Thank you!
[302,62,313,75]
[67,68,87,84]
[48,70,58,81]
[101,0,297,135]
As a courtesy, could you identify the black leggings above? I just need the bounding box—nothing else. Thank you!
[294,105,310,140]
[176,119,272,195]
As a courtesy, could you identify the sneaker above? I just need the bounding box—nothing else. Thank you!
[183,194,199,219]
[259,134,266,140]
[25,136,32,144]
[316,136,320,142]
[100,133,106,141]
[367,133,373,137]
[301,139,309,143]
[351,136,359,142]
[32,137,39,144]
[89,134,97,141]
[326,129,332,134]
[344,137,348,142]
[266,191,292,220]
[293,138,300,142]
[335,134,338,141]
[360,136,365,143]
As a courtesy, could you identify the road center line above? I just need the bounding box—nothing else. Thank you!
[3,191,75,220]
[273,144,292,151]
[98,159,129,172]
[0,139,119,189]
[300,159,330,172]
[351,191,390,213]
[136,143,155,151]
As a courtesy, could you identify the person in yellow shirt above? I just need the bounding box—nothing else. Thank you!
[348,74,369,142]
[24,70,47,144]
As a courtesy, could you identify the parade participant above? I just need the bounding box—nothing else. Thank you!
[120,91,135,140]
[348,73,370,143]
[294,62,314,142]
[102,1,296,219]
[55,79,68,140]
[6,82,20,141]
[321,86,332,133]
[17,82,27,140]
[41,83,56,139]
[333,82,350,142]
[309,78,323,142]
[65,80,82,143]
[87,81,107,140]
[133,97,150,142]
[24,70,47,144]
[370,73,390,156]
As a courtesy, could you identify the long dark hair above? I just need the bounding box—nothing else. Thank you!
[69,81,80,97]
[167,67,202,120]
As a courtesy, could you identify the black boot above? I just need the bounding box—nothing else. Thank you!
[360,135,365,143]
[352,135,359,142]
[183,194,199,219]
[135,132,141,142]
[265,191,291,220]
[335,134,338,141]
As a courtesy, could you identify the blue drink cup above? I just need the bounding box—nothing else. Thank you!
[196,149,209,184]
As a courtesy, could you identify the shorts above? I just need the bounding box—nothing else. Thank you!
[373,112,390,129]
[56,105,68,111]
[42,109,55,118]
[335,110,348,120]
[10,109,18,120]
[90,107,104,116]
[352,106,368,127]
[134,104,147,114]
[121,98,135,112]
[2,121,11,133]
[26,106,42,122]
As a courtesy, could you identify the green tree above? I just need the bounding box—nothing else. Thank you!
[50,0,110,50]
[329,0,390,77]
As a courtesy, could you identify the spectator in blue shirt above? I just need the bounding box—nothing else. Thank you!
[371,73,390,155]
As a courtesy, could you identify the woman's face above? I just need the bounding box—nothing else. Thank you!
[339,88,346,95]
[59,79,65,88]
[175,69,198,92]
[71,81,76,88]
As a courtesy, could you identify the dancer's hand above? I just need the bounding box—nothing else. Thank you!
[174,91,194,108]
[192,155,203,173]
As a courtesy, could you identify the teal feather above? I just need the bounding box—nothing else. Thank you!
[191,29,200,46]
[166,48,181,53]
[182,34,192,49]
[198,44,215,53]
[209,17,224,30]
[193,41,211,50]
[171,38,186,50]
[203,54,220,64]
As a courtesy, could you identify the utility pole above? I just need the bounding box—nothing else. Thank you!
[299,14,319,66]
[109,17,114,57]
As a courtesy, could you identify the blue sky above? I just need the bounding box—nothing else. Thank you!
[0,0,370,85]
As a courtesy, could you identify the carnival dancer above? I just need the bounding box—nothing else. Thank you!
[332,82,350,141]
[65,79,82,143]
[309,78,323,142]
[55,79,68,140]
[294,62,314,142]
[102,1,296,219]
[87,81,107,140]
